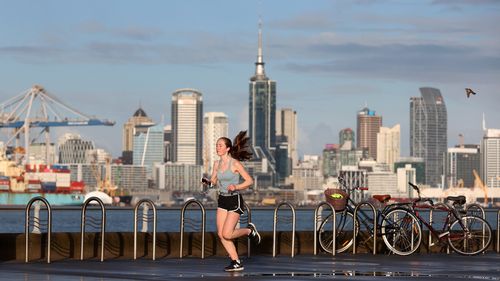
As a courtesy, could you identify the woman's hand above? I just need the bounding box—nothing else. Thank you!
[227,184,237,192]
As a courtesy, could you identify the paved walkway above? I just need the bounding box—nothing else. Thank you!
[1,253,500,280]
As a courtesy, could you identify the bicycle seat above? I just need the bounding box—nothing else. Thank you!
[446,195,466,205]
[372,194,391,203]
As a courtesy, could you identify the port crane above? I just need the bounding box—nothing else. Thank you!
[473,169,488,205]
[0,85,114,164]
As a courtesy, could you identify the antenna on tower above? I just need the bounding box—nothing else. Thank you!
[458,133,464,148]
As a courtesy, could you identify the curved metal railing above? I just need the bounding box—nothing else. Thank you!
[273,202,296,257]
[25,196,52,263]
[80,197,106,262]
[353,202,376,255]
[179,199,206,259]
[240,201,252,258]
[428,202,451,253]
[133,199,157,260]
[313,201,336,256]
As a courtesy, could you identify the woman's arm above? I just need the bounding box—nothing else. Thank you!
[227,160,254,192]
[209,160,219,185]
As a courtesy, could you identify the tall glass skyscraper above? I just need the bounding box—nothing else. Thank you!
[357,107,382,160]
[410,87,447,187]
[249,22,276,151]
[171,88,203,165]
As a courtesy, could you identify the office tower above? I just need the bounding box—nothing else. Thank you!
[446,144,480,188]
[58,133,94,164]
[410,87,447,187]
[357,107,382,160]
[376,124,401,171]
[339,128,355,147]
[171,88,203,165]
[155,163,203,192]
[163,125,172,163]
[322,144,339,177]
[249,22,276,151]
[122,107,155,164]
[394,157,425,184]
[203,112,228,174]
[481,128,500,188]
[133,124,164,177]
[276,108,298,166]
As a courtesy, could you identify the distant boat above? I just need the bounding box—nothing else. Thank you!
[84,190,113,205]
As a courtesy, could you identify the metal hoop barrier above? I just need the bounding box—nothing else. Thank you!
[353,202,376,255]
[497,210,500,254]
[80,197,106,262]
[313,202,336,256]
[273,202,296,257]
[133,199,157,260]
[428,203,451,253]
[465,203,485,219]
[179,199,206,259]
[25,196,52,263]
[242,201,252,258]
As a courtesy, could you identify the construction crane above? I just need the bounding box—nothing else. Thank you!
[473,169,488,205]
[0,85,115,164]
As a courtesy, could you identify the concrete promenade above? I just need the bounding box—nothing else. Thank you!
[1,253,500,280]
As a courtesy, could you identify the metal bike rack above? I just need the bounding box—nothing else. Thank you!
[497,210,500,254]
[353,202,376,255]
[313,202,336,256]
[133,199,157,260]
[428,203,451,254]
[179,199,206,259]
[465,203,485,219]
[273,202,296,257]
[80,197,106,262]
[240,201,252,258]
[25,196,52,263]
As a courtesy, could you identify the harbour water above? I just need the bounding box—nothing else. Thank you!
[1,206,498,234]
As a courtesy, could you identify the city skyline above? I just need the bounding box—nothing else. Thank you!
[1,1,499,159]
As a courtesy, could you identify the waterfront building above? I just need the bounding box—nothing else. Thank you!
[122,107,155,164]
[445,144,480,188]
[366,172,398,197]
[203,112,228,174]
[28,143,56,164]
[481,129,500,188]
[394,157,425,185]
[155,163,203,192]
[69,163,148,192]
[288,155,322,192]
[410,87,447,187]
[276,108,298,167]
[133,124,164,177]
[58,133,94,164]
[86,148,111,164]
[339,168,367,202]
[163,125,172,163]
[171,89,203,165]
[377,124,401,171]
[322,144,339,178]
[357,107,382,160]
[396,164,417,198]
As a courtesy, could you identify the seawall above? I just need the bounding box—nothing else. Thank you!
[1,231,498,262]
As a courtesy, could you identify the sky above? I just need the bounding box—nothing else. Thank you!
[1,0,499,159]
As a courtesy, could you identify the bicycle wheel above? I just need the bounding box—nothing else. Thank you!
[381,208,422,256]
[448,215,492,255]
[318,209,358,253]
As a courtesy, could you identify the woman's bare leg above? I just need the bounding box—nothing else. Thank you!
[216,208,251,260]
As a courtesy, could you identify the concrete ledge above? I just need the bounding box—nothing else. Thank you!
[1,231,497,262]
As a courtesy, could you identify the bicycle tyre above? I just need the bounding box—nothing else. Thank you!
[318,209,357,254]
[448,215,492,255]
[381,208,422,256]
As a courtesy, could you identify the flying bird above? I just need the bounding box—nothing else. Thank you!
[465,88,477,98]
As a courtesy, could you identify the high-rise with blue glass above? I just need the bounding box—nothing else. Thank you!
[249,21,276,151]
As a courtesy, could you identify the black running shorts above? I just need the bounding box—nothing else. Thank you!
[218,193,245,215]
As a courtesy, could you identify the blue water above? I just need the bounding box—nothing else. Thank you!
[1,207,498,234]
[0,207,319,233]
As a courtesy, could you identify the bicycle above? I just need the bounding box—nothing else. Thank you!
[318,177,422,255]
[381,182,493,255]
